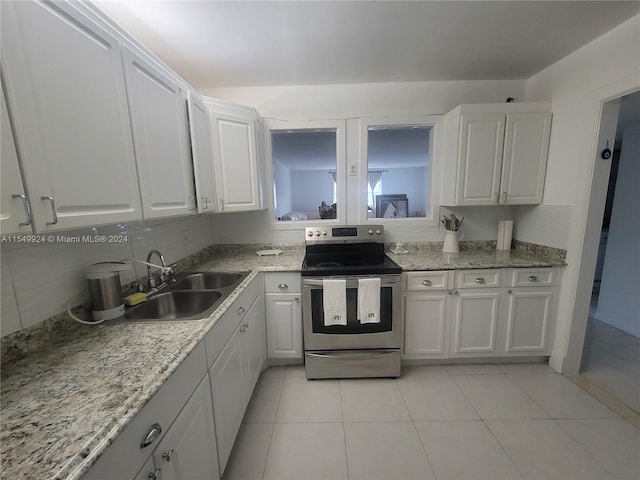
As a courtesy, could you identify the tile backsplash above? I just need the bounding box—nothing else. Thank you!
[1,215,215,337]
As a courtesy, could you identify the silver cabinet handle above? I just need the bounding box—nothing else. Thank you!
[162,449,174,462]
[421,279,433,287]
[41,196,58,225]
[201,196,208,210]
[453,290,459,295]
[243,322,249,328]
[219,198,224,211]
[240,327,246,333]
[187,195,196,210]
[507,289,513,294]
[12,194,31,226]
[495,192,499,204]
[448,290,453,295]
[528,275,539,282]
[502,192,508,203]
[475,278,486,284]
[278,283,288,290]
[237,307,245,315]
[295,297,300,303]
[148,468,162,480]
[140,423,162,448]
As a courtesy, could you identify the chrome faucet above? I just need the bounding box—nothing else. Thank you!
[146,249,167,291]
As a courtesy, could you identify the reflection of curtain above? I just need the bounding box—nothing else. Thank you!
[367,170,382,191]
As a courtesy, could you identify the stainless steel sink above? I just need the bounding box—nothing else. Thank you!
[124,291,222,322]
[170,271,248,290]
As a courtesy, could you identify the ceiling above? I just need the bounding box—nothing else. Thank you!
[95,1,640,89]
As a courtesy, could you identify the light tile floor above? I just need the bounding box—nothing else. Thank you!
[222,364,640,480]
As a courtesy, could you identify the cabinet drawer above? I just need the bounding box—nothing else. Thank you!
[405,271,452,290]
[84,342,207,480]
[264,272,301,293]
[454,269,501,288]
[205,274,262,369]
[507,268,557,287]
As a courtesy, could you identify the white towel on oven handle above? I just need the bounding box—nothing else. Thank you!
[358,277,381,324]
[322,278,347,326]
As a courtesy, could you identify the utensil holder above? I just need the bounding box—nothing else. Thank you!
[443,230,459,253]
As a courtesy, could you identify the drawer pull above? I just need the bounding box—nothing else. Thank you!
[278,283,288,290]
[421,279,433,287]
[528,275,539,282]
[295,296,300,303]
[12,194,32,226]
[148,468,162,480]
[162,449,175,462]
[475,277,486,284]
[140,423,162,449]
[237,307,245,315]
[41,196,58,225]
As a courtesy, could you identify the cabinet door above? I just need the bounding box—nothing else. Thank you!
[187,92,217,214]
[210,110,262,212]
[2,1,142,231]
[500,112,551,205]
[123,47,195,220]
[456,114,505,206]
[244,296,267,393]
[209,326,245,475]
[403,291,450,358]
[266,293,303,359]
[153,376,219,480]
[1,88,30,234]
[503,287,555,354]
[450,288,501,356]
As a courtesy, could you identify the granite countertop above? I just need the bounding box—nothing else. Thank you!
[0,244,563,480]
[388,248,566,271]
[0,249,304,480]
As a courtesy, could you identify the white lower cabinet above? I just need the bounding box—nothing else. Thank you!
[209,286,266,475]
[137,376,219,480]
[402,268,558,360]
[403,272,453,359]
[265,273,303,360]
[450,287,502,357]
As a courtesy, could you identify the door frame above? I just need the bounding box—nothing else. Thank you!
[557,75,639,373]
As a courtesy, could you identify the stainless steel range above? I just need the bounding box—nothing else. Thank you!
[301,225,402,379]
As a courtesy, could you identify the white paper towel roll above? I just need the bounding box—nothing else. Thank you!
[497,221,513,250]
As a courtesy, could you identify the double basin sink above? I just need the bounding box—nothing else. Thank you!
[124,271,250,322]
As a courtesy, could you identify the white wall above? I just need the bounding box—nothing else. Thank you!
[1,215,215,336]
[595,121,640,337]
[522,14,640,372]
[290,170,334,211]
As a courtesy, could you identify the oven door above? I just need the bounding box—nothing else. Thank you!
[302,275,401,351]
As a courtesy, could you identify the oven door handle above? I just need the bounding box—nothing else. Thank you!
[302,276,398,288]
[306,351,398,361]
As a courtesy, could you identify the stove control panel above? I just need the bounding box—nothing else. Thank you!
[305,225,385,244]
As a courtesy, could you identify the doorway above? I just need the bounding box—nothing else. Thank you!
[579,91,640,413]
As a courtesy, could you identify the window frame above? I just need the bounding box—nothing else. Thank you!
[264,118,347,231]
[357,115,443,227]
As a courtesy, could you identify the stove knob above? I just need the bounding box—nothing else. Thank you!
[376,229,382,235]
[322,231,327,236]
[307,231,313,237]
[315,231,321,236]
[368,229,374,235]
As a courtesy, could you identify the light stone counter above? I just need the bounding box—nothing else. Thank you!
[1,243,564,480]
[388,249,566,271]
[0,248,304,480]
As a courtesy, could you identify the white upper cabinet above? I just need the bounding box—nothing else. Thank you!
[123,47,196,219]
[207,100,264,212]
[1,88,31,235]
[187,92,217,214]
[1,1,142,231]
[441,104,551,206]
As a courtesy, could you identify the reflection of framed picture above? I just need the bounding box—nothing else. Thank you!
[375,194,408,218]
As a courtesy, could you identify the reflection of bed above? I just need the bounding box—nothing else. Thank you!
[280,210,321,221]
